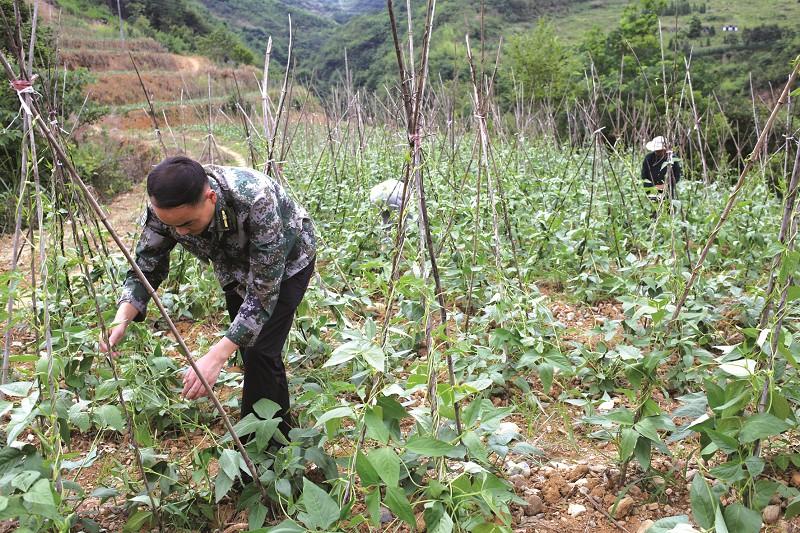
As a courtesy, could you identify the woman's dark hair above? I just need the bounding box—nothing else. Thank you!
[147,156,208,208]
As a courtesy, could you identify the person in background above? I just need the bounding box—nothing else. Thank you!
[641,135,681,197]
[100,156,316,441]
[369,178,406,227]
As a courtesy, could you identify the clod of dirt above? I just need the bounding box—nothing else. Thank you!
[525,494,544,516]
[542,473,567,504]
[610,496,635,519]
[568,464,589,481]
[567,503,587,517]
[589,485,606,500]
[510,475,527,489]
[763,504,781,524]
[791,471,800,488]
[636,520,654,533]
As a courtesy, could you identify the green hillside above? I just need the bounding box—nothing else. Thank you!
[291,0,384,21]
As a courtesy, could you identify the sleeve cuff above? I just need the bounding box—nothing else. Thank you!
[225,320,255,348]
[118,281,149,322]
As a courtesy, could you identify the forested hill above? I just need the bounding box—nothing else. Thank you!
[76,0,799,100]
[196,0,799,101]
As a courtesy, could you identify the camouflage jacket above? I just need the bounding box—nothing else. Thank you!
[119,165,316,347]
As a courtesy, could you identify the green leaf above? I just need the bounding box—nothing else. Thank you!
[214,471,233,503]
[69,410,90,433]
[298,478,340,531]
[424,502,454,533]
[633,417,665,446]
[249,503,268,530]
[365,487,381,527]
[91,487,119,503]
[406,435,454,457]
[538,364,554,394]
[710,462,746,484]
[715,506,730,533]
[22,479,54,507]
[384,486,415,526]
[95,405,125,432]
[463,430,488,463]
[753,480,778,511]
[364,406,390,444]
[255,418,282,451]
[367,448,400,487]
[787,285,800,303]
[253,399,282,420]
[690,474,716,529]
[0,381,32,397]
[634,435,652,471]
[228,414,263,439]
[356,451,380,487]
[705,429,739,454]
[12,471,40,492]
[219,449,240,480]
[619,428,638,461]
[722,503,761,533]
[739,413,790,443]
[323,340,361,368]
[785,496,800,519]
[123,510,153,533]
[744,456,764,478]
[95,379,125,401]
[361,343,385,373]
[314,406,355,427]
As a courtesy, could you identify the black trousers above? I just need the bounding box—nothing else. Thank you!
[224,258,315,439]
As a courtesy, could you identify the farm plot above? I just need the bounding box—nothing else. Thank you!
[2,114,800,532]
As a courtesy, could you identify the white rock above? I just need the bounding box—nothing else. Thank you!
[567,504,587,517]
[497,422,521,435]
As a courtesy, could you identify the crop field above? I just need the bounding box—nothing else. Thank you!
[3,108,800,531]
[2,1,800,533]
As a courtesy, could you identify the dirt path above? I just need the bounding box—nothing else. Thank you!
[214,140,248,167]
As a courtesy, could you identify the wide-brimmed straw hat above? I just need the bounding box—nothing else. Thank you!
[645,136,666,151]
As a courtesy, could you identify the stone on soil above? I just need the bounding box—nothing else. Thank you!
[763,504,781,524]
[568,464,589,481]
[567,503,587,517]
[525,494,544,516]
[610,496,635,519]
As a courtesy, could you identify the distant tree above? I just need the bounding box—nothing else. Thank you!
[197,28,255,65]
[688,15,703,38]
[504,19,575,102]
[743,24,784,46]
